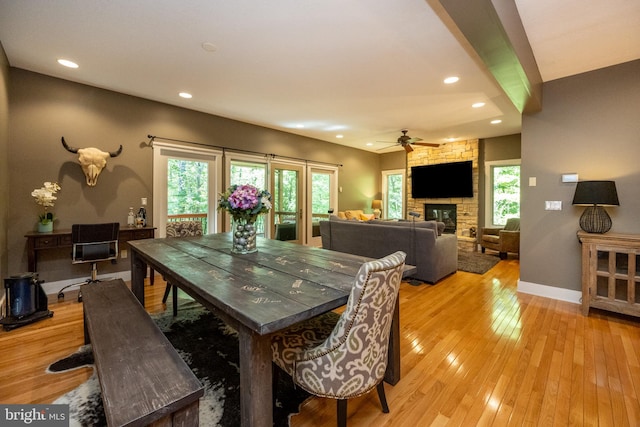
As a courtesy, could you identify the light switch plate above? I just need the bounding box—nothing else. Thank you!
[545,201,562,211]
[562,173,579,183]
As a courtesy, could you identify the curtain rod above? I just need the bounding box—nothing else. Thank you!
[147,134,343,167]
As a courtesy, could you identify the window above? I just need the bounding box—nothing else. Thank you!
[307,166,338,245]
[152,142,222,237]
[228,157,268,236]
[167,158,209,232]
[382,169,405,219]
[485,160,520,226]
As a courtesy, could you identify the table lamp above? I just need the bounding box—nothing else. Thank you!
[572,180,619,233]
[371,199,383,219]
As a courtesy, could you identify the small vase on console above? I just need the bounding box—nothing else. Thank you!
[37,221,53,233]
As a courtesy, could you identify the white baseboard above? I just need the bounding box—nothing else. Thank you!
[41,271,133,296]
[517,280,581,305]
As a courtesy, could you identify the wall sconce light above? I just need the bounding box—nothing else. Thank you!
[572,180,619,233]
[371,199,383,219]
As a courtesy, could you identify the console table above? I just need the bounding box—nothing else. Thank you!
[577,231,640,317]
[25,227,156,279]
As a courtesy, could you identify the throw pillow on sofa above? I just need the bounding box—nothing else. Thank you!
[344,209,365,220]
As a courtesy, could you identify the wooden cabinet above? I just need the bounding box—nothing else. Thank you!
[578,231,640,317]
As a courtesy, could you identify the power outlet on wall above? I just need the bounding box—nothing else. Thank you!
[120,249,128,259]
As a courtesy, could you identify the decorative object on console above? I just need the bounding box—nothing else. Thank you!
[127,207,135,227]
[218,184,272,254]
[371,199,383,219]
[572,180,619,234]
[136,206,147,228]
[31,181,61,233]
[61,136,123,186]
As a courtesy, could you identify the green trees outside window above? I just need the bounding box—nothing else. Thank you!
[386,173,404,219]
[492,165,520,225]
[167,159,209,232]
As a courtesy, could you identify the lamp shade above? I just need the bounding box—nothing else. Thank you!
[371,199,383,210]
[572,181,619,206]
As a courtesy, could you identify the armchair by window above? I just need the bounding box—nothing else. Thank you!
[480,217,520,259]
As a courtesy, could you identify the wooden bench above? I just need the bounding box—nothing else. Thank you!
[82,279,203,427]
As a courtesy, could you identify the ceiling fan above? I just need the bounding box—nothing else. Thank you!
[379,129,440,153]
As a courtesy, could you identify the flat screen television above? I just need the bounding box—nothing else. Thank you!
[411,160,473,198]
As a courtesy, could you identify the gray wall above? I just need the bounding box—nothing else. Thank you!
[0,44,9,283]
[380,151,406,171]
[7,69,380,282]
[520,59,640,291]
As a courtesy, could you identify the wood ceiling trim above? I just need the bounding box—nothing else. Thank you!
[428,0,542,114]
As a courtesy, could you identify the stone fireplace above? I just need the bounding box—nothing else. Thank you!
[406,139,479,252]
[425,203,457,234]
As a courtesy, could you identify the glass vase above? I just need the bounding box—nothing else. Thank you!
[231,217,258,254]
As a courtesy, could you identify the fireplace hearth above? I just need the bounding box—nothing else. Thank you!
[425,203,456,234]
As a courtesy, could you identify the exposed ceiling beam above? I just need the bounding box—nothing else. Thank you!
[428,0,542,114]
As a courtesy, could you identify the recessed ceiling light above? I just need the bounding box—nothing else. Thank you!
[57,59,78,68]
[179,92,193,99]
[446,138,457,142]
[336,134,343,139]
[296,124,305,129]
[491,119,502,124]
[366,142,373,146]
[472,102,485,108]
[444,76,459,84]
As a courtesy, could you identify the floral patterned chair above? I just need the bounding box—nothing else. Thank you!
[163,220,203,315]
[165,220,204,238]
[271,251,406,427]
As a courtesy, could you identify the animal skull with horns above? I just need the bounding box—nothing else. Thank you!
[61,137,123,186]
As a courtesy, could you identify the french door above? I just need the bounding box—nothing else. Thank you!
[307,166,338,246]
[270,162,304,244]
[152,142,222,237]
[226,155,269,236]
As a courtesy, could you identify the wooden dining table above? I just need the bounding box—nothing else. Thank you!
[129,233,415,427]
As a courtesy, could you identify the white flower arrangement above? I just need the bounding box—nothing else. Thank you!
[31,181,61,224]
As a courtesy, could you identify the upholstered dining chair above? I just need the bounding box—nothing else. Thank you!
[163,220,203,315]
[271,250,407,427]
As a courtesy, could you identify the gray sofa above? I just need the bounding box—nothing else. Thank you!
[320,218,457,283]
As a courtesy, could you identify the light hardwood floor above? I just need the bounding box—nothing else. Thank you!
[1,258,639,426]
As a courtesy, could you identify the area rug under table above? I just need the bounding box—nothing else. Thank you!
[48,301,310,427]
